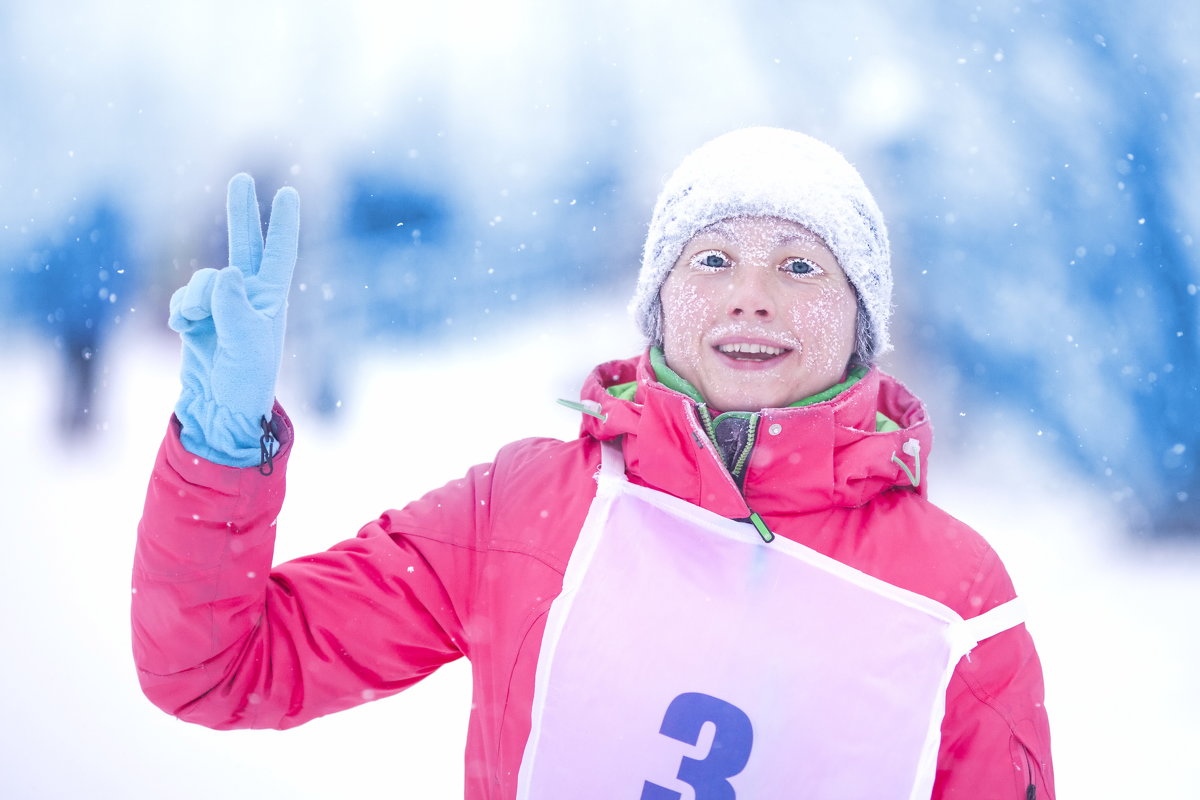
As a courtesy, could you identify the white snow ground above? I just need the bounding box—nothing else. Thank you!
[1,296,1198,798]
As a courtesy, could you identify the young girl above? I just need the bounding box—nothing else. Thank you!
[134,127,1054,799]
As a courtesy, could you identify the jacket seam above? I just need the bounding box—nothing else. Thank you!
[494,602,554,776]
[397,527,568,575]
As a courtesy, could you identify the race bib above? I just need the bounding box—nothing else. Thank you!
[516,445,1020,800]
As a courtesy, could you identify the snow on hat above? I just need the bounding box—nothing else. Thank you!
[631,127,892,364]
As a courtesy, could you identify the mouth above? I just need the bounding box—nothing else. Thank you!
[713,341,794,363]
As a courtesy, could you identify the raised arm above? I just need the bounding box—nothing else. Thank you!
[132,412,469,729]
[133,176,467,729]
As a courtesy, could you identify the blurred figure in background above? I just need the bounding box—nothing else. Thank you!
[10,192,134,436]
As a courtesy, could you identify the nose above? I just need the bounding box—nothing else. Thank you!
[726,265,774,321]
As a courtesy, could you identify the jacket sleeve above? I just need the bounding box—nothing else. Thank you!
[131,410,471,730]
[933,547,1055,799]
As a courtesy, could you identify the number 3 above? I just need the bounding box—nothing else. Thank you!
[640,692,754,800]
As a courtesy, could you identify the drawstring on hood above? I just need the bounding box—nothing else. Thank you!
[891,438,922,488]
[557,398,607,421]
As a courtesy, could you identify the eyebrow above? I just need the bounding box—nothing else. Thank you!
[699,221,823,249]
[775,232,823,247]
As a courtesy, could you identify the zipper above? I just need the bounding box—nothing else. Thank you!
[697,403,719,446]
[697,405,759,488]
[694,403,775,543]
[1017,737,1037,799]
[729,414,759,483]
[1023,744,1036,799]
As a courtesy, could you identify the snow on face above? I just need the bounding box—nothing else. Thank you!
[635,128,892,364]
[659,216,858,412]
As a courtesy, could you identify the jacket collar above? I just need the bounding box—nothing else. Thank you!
[579,350,932,517]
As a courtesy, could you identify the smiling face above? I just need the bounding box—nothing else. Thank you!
[659,216,859,412]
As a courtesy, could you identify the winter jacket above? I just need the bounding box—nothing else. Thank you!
[133,351,1054,799]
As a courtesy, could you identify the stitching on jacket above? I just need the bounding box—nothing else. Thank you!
[494,601,554,778]
[398,527,568,576]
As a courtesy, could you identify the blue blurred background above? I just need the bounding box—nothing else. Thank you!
[1,0,1196,537]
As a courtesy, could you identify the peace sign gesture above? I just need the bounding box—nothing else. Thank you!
[169,173,300,468]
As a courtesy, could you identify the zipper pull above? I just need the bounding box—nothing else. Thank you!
[258,415,277,476]
[742,511,775,543]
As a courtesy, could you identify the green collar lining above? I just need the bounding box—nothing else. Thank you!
[649,346,705,403]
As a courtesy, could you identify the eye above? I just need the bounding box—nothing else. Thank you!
[691,250,732,270]
[782,258,823,276]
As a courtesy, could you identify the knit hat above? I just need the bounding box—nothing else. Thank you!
[631,127,892,364]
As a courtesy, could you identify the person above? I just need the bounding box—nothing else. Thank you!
[11,192,135,436]
[133,127,1054,799]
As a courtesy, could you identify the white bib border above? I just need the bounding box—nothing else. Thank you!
[515,443,624,798]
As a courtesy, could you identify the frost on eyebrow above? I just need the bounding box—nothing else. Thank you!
[685,217,834,266]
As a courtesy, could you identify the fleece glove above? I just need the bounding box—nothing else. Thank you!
[169,173,299,468]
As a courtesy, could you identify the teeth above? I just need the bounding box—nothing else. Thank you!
[717,343,786,356]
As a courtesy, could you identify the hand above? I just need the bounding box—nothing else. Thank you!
[169,173,300,467]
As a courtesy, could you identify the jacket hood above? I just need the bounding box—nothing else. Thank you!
[577,351,932,518]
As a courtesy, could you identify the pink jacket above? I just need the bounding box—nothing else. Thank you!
[133,352,1054,798]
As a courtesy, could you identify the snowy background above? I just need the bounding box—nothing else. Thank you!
[1,0,1198,797]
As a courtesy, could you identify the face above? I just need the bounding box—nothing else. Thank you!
[659,216,858,412]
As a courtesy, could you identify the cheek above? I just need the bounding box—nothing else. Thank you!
[662,282,710,334]
[662,279,711,318]
[661,281,717,372]
[788,287,857,363]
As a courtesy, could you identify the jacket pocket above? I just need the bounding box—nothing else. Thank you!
[1010,733,1042,799]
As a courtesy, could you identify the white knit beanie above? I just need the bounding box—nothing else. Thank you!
[632,127,892,364]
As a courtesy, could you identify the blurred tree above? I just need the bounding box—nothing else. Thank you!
[882,1,1199,535]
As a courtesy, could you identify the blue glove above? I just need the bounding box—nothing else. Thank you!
[169,173,299,468]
